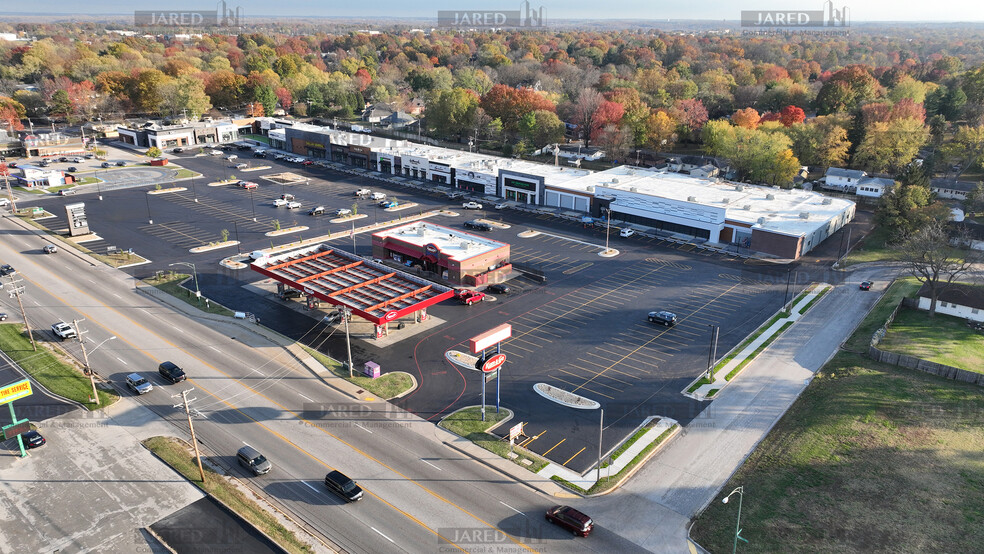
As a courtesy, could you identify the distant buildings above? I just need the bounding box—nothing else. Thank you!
[821,167,894,198]
[116,118,255,149]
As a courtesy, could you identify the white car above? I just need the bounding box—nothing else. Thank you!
[335,208,352,216]
[619,228,635,237]
[355,188,371,197]
[225,154,238,160]
[494,202,509,210]
[370,192,386,201]
[51,322,77,340]
[0,198,9,207]
[286,201,302,209]
[234,162,248,169]
[125,373,153,395]
[273,198,288,207]
[462,202,483,210]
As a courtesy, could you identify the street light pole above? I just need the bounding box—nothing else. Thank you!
[343,306,354,378]
[191,176,198,202]
[604,207,612,253]
[722,486,747,553]
[596,408,604,483]
[234,221,242,254]
[145,193,153,224]
[783,268,792,311]
[169,262,200,305]
[249,188,256,221]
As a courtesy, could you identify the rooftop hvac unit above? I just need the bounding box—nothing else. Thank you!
[688,196,697,202]
[611,178,619,184]
[722,198,731,203]
[587,185,595,192]
[757,217,766,225]
[735,184,744,191]
[743,204,752,210]
[822,198,832,205]
[630,187,638,192]
[799,212,810,219]
[766,193,775,200]
[417,225,426,236]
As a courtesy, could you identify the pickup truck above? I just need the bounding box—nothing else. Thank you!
[355,189,371,197]
[455,290,486,306]
[51,322,77,340]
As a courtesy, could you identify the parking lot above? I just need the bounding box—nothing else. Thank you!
[20,143,796,474]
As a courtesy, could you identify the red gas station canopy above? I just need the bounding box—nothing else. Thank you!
[250,245,454,325]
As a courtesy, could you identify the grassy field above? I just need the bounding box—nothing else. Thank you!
[879,307,984,373]
[301,345,413,399]
[144,272,236,317]
[143,436,313,554]
[0,324,118,409]
[439,406,548,473]
[842,277,923,353]
[690,274,984,552]
[173,168,200,179]
[840,224,899,266]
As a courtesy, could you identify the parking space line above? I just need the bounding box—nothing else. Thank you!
[520,431,546,448]
[563,448,587,466]
[570,363,637,385]
[502,340,535,352]
[550,375,615,399]
[511,335,549,346]
[554,368,625,392]
[542,439,566,456]
[499,348,525,358]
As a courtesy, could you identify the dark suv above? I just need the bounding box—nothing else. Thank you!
[648,310,677,326]
[545,505,593,537]
[158,361,187,383]
[324,470,363,502]
[463,220,492,232]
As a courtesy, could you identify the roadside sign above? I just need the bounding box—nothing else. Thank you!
[0,379,32,405]
[2,420,31,440]
[480,353,507,373]
[470,324,512,353]
[484,370,498,382]
[509,422,524,442]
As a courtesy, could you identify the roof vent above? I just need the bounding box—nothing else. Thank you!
[586,185,595,192]
[611,178,619,184]
[722,198,731,204]
[799,212,810,219]
[766,193,775,200]
[687,196,697,202]
[822,198,832,205]
[735,184,744,191]
[743,204,752,210]
[757,217,766,225]
[629,187,638,193]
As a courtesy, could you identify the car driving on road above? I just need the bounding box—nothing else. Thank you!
[462,201,483,210]
[51,322,77,340]
[126,373,153,395]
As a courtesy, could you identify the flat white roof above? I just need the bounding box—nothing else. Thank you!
[373,221,506,261]
[555,165,855,237]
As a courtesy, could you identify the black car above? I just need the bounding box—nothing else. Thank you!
[486,284,510,294]
[0,264,15,276]
[101,162,111,168]
[67,166,77,172]
[648,310,677,326]
[22,430,46,449]
[860,280,873,290]
[58,156,69,162]
[324,470,364,502]
[237,144,252,151]
[253,151,267,158]
[115,161,126,166]
[463,220,493,232]
[158,361,187,383]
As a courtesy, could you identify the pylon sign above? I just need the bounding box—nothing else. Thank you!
[0,379,32,405]
[477,353,507,373]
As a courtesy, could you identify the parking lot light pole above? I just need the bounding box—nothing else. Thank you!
[234,221,242,254]
[783,268,792,311]
[191,176,198,202]
[145,193,153,224]
[722,486,748,553]
[169,262,200,305]
[597,408,604,483]
[249,188,256,221]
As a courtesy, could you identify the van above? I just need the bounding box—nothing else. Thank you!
[237,445,271,475]
[370,192,386,201]
[324,470,363,501]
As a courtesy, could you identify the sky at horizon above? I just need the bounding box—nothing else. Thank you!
[0,0,981,22]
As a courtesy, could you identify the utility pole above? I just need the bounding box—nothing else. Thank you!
[173,389,207,483]
[2,166,16,213]
[343,306,354,378]
[73,318,100,405]
[6,277,35,351]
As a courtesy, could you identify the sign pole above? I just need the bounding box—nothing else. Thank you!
[8,403,26,457]
[495,342,501,414]
[480,348,487,422]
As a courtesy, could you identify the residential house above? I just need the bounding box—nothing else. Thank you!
[362,103,396,124]
[931,179,979,200]
[822,167,867,192]
[917,282,984,323]
[689,164,719,178]
[855,176,894,198]
[407,98,426,115]
[381,111,417,129]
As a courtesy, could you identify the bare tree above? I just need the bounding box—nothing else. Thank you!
[571,88,604,147]
[897,220,980,317]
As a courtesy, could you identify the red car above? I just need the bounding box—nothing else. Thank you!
[456,290,486,305]
[545,505,593,537]
[301,160,314,166]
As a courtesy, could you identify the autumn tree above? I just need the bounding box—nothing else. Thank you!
[427,88,479,140]
[732,107,760,129]
[479,84,555,133]
[518,109,565,149]
[670,98,709,142]
[253,85,278,117]
[854,118,929,174]
[569,88,604,146]
[703,120,801,185]
[595,124,633,162]
[589,101,625,144]
[146,147,162,158]
[896,219,979,317]
[643,110,677,150]
[0,96,26,131]
[784,116,850,170]
[779,105,806,127]
[875,164,947,239]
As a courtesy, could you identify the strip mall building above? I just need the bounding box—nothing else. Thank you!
[255,119,856,260]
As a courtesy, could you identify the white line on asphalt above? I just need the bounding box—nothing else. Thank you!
[420,459,442,471]
[371,527,395,543]
[112,293,121,299]
[500,501,525,516]
[249,368,263,375]
[297,393,314,402]
[116,357,128,365]
[354,423,373,434]
[303,481,320,492]
[208,345,221,352]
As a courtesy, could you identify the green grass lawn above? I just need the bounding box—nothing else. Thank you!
[690,351,984,553]
[878,307,984,373]
[143,436,313,554]
[439,406,547,472]
[144,272,236,316]
[73,176,101,185]
[173,168,201,179]
[0,324,118,409]
[241,134,270,145]
[301,345,413,399]
[841,224,900,266]
[842,277,923,353]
